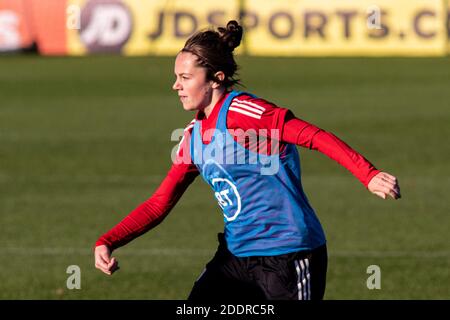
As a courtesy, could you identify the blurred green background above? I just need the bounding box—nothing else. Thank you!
[0,56,449,299]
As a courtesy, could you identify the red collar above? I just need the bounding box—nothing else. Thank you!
[195,91,230,123]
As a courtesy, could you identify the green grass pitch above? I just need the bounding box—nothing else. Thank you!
[0,55,449,299]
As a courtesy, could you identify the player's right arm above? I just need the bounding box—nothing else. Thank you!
[94,121,199,275]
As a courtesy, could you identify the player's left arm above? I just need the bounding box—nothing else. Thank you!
[228,96,401,200]
[282,114,401,200]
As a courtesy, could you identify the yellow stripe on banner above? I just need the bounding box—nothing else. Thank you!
[447,0,450,54]
[245,0,447,57]
[63,0,447,56]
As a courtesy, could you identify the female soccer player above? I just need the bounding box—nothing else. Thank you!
[94,21,401,300]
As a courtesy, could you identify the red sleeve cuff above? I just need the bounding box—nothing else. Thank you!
[364,168,381,189]
[95,239,110,248]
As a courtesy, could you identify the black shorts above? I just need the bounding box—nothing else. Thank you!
[188,233,328,301]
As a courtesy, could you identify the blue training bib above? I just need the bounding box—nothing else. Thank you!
[191,90,326,257]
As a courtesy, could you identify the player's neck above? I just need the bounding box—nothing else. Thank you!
[203,88,226,119]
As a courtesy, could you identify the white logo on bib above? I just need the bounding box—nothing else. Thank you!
[211,178,241,222]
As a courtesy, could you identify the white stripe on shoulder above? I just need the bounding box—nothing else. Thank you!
[230,102,264,115]
[184,119,196,131]
[233,98,266,112]
[229,107,261,119]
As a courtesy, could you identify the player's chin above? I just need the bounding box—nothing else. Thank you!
[182,103,195,111]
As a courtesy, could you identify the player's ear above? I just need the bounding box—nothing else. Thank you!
[211,71,225,89]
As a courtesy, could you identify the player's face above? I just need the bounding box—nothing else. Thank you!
[172,52,214,112]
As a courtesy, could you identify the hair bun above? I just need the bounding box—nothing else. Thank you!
[218,20,243,52]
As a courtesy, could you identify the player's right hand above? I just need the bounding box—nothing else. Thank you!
[94,244,120,275]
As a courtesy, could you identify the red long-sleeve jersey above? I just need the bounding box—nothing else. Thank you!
[96,93,380,250]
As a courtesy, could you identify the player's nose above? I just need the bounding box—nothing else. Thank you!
[172,79,181,91]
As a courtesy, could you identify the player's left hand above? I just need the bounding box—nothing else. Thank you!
[368,172,401,200]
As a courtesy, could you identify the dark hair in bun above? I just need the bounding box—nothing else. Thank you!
[218,20,243,53]
[181,20,243,89]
